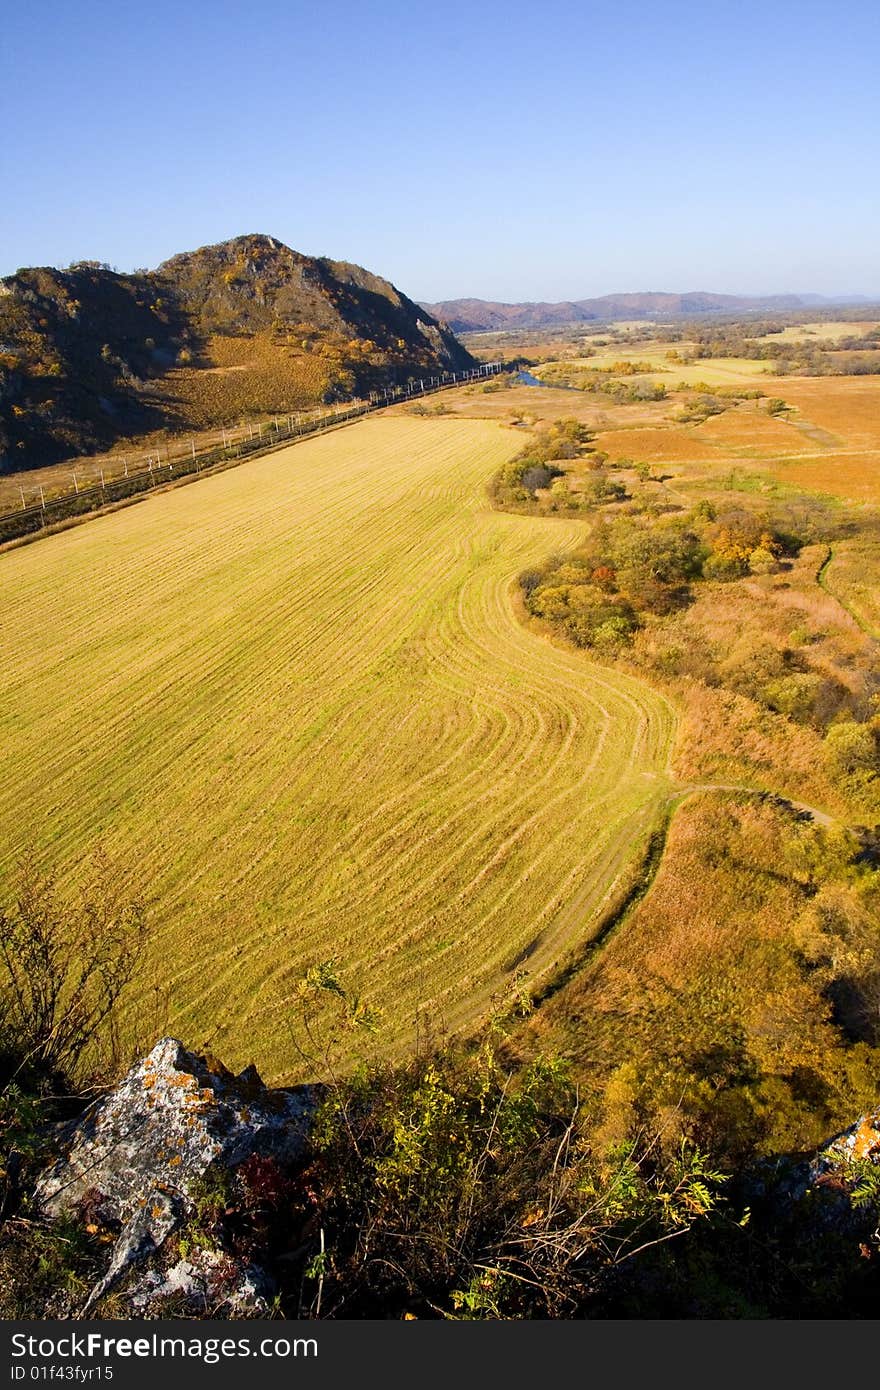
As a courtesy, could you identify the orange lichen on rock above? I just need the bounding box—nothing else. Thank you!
[851,1114,880,1161]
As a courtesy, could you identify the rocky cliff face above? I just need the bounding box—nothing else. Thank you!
[814,1106,880,1169]
[0,234,474,469]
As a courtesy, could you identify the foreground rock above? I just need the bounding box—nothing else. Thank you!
[769,1103,880,1230]
[35,1038,314,1313]
[811,1105,880,1175]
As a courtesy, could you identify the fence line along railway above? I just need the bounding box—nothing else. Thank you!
[0,362,506,546]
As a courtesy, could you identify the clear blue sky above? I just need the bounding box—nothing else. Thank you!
[2,0,877,301]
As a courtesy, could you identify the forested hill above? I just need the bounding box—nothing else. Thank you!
[422,290,820,333]
[0,234,474,470]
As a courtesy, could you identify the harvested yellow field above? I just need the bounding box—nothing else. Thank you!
[660,358,770,388]
[0,416,675,1080]
[539,351,770,388]
[391,385,670,431]
[430,382,607,423]
[768,321,879,343]
[541,348,673,373]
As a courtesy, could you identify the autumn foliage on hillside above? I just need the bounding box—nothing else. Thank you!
[0,235,473,470]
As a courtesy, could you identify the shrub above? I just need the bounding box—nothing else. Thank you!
[824,722,879,778]
[521,465,558,494]
[749,546,779,574]
[763,673,825,724]
[583,475,627,505]
[305,1043,724,1317]
[0,857,146,1288]
[703,550,749,581]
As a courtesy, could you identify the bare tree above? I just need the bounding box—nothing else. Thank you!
[0,853,145,1086]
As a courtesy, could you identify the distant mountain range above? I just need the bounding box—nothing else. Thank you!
[420,291,874,334]
[0,234,474,470]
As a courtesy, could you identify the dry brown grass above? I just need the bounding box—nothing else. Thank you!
[695,404,805,456]
[463,336,605,364]
[672,684,849,815]
[538,349,770,389]
[643,546,880,822]
[587,376,880,505]
[594,425,716,464]
[763,453,880,503]
[771,321,880,343]
[536,794,805,1045]
[516,790,880,1157]
[618,387,880,510]
[772,377,880,448]
[821,536,880,638]
[163,332,331,427]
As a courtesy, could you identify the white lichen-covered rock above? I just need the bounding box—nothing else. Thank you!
[37,1037,312,1220]
[811,1106,880,1177]
[127,1248,275,1317]
[776,1104,880,1213]
[82,1189,185,1313]
[34,1037,313,1311]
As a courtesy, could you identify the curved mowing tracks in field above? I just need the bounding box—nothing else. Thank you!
[0,418,675,1078]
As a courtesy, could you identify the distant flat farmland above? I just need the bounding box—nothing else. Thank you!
[534,350,771,388]
[0,417,674,1079]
